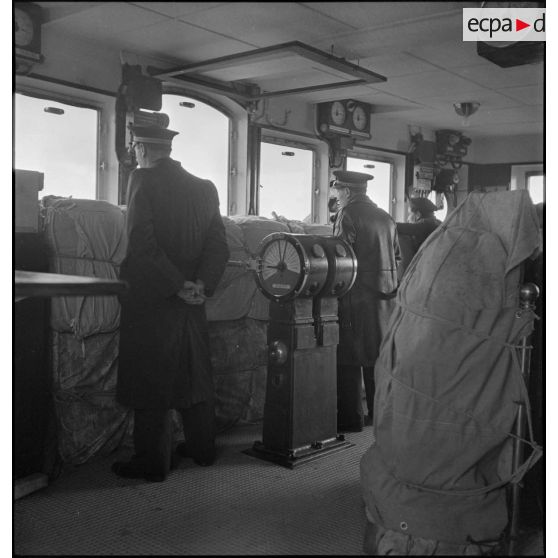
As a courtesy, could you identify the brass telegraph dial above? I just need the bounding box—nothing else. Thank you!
[259,236,303,299]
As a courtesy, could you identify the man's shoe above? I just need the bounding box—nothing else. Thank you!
[111,461,166,482]
[175,443,216,466]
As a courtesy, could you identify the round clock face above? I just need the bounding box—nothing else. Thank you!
[15,8,35,47]
[352,105,368,131]
[330,101,346,126]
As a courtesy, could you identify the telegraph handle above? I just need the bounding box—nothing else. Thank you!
[226,258,261,272]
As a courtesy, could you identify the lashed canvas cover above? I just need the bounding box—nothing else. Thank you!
[360,191,542,550]
[43,197,127,338]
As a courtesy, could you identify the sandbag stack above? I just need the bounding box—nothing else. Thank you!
[42,197,129,464]
[207,216,290,428]
[41,197,333,463]
[206,215,333,429]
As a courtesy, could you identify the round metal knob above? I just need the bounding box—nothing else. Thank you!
[269,340,288,364]
[519,283,540,309]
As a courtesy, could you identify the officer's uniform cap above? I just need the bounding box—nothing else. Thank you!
[331,170,373,189]
[409,197,438,214]
[131,125,179,146]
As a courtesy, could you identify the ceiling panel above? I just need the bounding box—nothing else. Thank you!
[312,12,465,59]
[178,3,353,47]
[384,107,461,128]
[113,20,253,63]
[130,2,226,18]
[408,41,490,69]
[37,2,107,24]
[416,91,523,112]
[303,2,471,31]
[42,3,168,37]
[452,63,544,90]
[472,105,543,125]
[497,84,545,106]
[247,68,363,93]
[374,70,489,99]
[466,121,543,137]
[359,53,439,78]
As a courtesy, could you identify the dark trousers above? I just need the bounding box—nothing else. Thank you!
[133,401,216,476]
[337,365,375,427]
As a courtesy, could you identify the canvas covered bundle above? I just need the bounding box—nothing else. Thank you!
[51,330,131,464]
[43,197,127,339]
[41,198,336,463]
[360,191,542,553]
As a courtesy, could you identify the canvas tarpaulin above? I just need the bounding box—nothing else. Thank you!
[360,191,542,553]
[43,197,127,338]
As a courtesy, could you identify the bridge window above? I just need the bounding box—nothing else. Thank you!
[346,156,392,215]
[14,93,98,199]
[259,141,314,222]
[160,94,229,214]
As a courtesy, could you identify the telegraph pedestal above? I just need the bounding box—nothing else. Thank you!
[244,233,357,468]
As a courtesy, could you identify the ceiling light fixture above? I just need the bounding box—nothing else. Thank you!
[453,101,480,127]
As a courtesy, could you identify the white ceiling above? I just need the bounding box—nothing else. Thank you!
[36,1,545,138]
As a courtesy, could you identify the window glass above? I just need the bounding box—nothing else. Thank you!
[346,157,391,214]
[160,94,229,213]
[259,142,313,221]
[428,191,448,221]
[14,93,98,199]
[527,173,544,204]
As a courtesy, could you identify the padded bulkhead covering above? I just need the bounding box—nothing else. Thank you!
[43,197,127,338]
[360,191,542,549]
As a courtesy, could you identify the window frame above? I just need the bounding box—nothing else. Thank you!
[346,146,407,220]
[15,78,121,202]
[162,87,234,214]
[14,90,101,201]
[259,132,320,222]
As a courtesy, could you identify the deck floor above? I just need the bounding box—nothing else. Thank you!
[13,422,544,555]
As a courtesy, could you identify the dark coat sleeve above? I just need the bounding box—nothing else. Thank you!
[196,182,230,297]
[124,169,185,298]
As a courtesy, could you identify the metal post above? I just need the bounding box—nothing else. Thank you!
[508,283,539,556]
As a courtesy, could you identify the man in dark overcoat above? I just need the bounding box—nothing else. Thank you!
[332,170,400,432]
[396,197,442,277]
[112,125,229,482]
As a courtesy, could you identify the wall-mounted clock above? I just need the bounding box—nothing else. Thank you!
[317,99,372,139]
[352,105,368,131]
[330,101,346,127]
[14,3,43,64]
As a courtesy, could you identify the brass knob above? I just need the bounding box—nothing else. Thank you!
[519,283,540,310]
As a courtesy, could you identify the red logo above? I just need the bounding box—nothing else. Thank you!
[516,18,530,31]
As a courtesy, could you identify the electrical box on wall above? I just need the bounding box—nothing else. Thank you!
[316,99,372,139]
[412,163,435,194]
